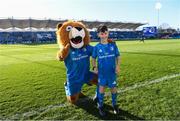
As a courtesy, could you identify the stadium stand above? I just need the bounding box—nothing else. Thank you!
[0,18,145,29]
[0,18,179,44]
[169,33,180,39]
[0,31,56,44]
[0,31,143,44]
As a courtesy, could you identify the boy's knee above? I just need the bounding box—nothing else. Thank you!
[111,87,117,93]
[99,86,105,93]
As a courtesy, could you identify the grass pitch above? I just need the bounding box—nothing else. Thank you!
[0,39,180,120]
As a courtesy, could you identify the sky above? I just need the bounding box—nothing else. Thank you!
[0,0,179,28]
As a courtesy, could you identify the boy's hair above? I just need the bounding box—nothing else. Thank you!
[97,24,108,33]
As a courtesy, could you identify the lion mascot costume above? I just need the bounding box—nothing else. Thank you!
[56,20,98,104]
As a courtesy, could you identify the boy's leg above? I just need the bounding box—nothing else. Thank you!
[108,77,119,114]
[108,77,118,106]
[98,85,105,107]
[93,85,99,102]
[90,73,99,102]
[98,85,106,116]
[111,87,119,114]
[111,87,117,106]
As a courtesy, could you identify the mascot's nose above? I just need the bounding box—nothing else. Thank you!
[75,27,82,31]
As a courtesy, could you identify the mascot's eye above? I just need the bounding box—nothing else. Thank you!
[66,26,72,31]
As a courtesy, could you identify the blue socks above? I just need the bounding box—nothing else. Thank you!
[97,88,117,107]
[95,85,99,98]
[98,93,105,107]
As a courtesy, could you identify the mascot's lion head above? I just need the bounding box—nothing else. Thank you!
[56,20,90,49]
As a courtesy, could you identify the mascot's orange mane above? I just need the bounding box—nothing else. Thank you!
[56,20,90,60]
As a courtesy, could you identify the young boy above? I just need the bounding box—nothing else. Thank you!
[92,25,120,116]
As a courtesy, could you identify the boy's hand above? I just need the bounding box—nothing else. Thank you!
[116,66,120,74]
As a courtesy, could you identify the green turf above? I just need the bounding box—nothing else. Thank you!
[0,39,180,120]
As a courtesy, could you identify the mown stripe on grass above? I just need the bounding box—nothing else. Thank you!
[1,73,180,120]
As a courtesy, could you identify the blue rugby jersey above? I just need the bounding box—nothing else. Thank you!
[64,45,93,85]
[92,42,120,78]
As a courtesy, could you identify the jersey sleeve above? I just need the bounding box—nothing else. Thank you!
[64,50,71,62]
[92,46,97,59]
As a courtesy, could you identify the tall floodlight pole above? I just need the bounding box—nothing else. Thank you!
[155,2,162,28]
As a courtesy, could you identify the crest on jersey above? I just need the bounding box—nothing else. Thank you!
[111,47,114,51]
[83,48,87,52]
[112,81,116,85]
[72,51,75,54]
[99,49,102,53]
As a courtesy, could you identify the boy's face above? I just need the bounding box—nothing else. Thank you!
[98,31,109,40]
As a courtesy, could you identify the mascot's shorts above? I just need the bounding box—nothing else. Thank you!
[64,71,97,96]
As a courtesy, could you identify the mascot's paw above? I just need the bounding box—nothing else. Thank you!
[57,44,70,61]
[56,51,63,61]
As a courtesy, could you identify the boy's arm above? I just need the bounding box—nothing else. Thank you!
[116,56,121,74]
[114,42,120,74]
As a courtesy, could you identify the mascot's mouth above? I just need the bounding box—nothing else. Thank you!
[70,36,82,44]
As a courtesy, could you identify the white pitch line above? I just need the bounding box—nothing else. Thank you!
[9,103,69,120]
[117,73,180,93]
[2,73,180,120]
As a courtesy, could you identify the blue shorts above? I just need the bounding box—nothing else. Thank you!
[64,71,97,96]
[98,76,117,88]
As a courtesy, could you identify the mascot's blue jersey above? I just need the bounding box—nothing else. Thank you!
[64,45,93,85]
[92,42,120,79]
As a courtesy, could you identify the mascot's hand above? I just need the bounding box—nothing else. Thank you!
[57,44,70,61]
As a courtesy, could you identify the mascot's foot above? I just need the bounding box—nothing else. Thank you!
[79,92,86,98]
[67,93,86,105]
[66,94,79,104]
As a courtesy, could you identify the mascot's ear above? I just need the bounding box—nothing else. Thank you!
[57,23,63,30]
